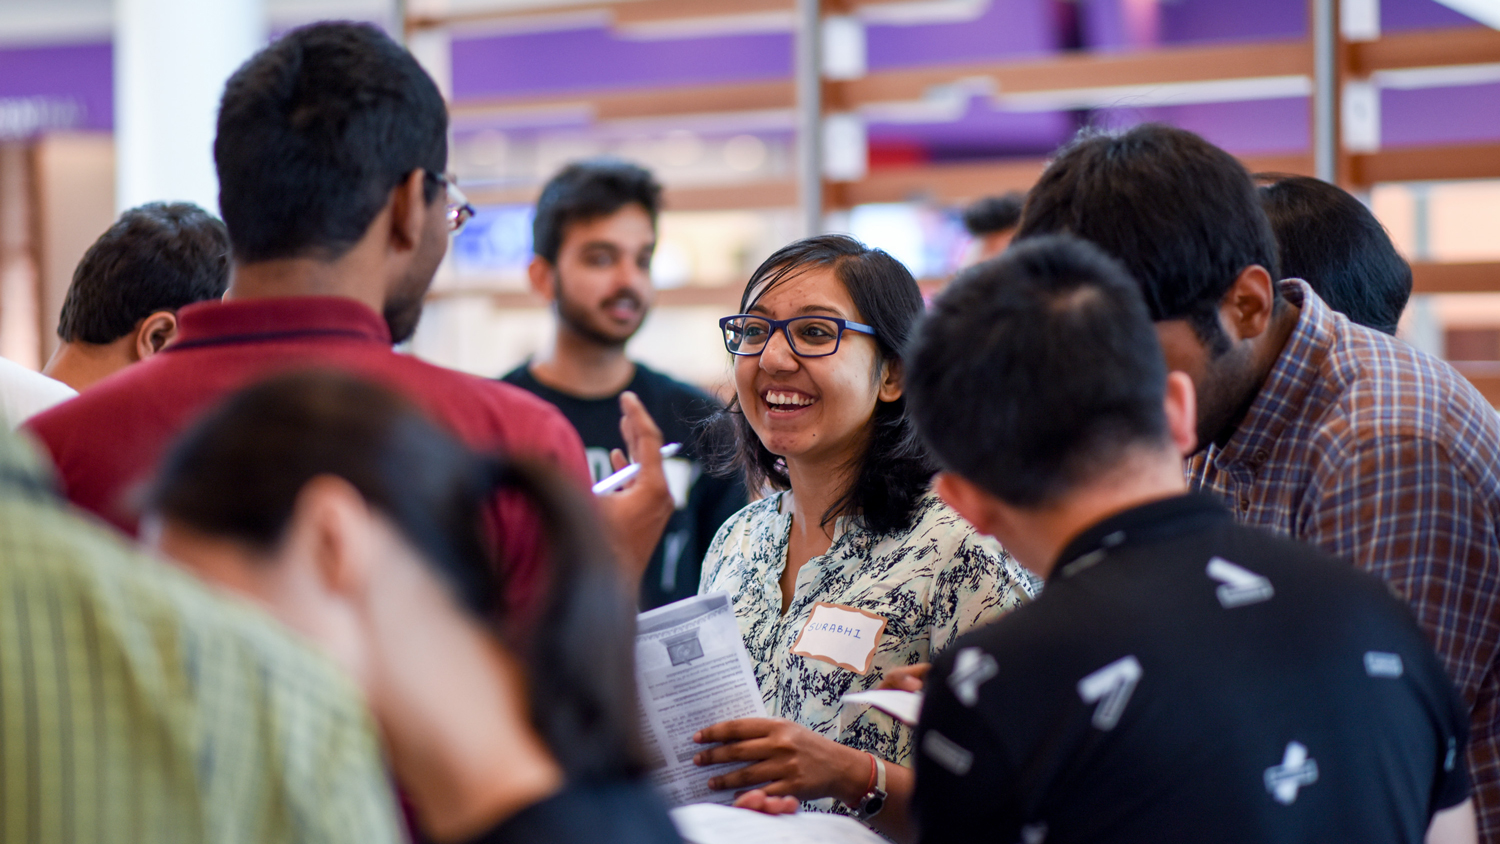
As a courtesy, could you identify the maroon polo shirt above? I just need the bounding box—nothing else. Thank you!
[26,295,591,617]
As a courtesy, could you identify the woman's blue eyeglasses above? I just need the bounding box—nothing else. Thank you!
[719,314,877,358]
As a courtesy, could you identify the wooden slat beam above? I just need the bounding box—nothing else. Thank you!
[410,0,931,33]
[465,180,798,212]
[1411,262,1500,294]
[450,79,794,123]
[1351,143,1500,184]
[1351,26,1500,74]
[828,39,1312,109]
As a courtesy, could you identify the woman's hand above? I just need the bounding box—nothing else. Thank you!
[692,717,872,807]
[877,663,930,692]
[731,790,801,815]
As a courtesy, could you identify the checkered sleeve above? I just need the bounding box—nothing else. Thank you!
[1300,434,1500,833]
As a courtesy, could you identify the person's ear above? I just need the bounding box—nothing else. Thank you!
[289,475,376,604]
[876,358,903,403]
[1163,371,1199,457]
[388,169,429,253]
[528,256,558,303]
[1218,265,1276,342]
[133,310,179,360]
[934,471,1004,537]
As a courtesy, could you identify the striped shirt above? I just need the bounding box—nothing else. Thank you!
[1187,280,1500,837]
[0,429,404,844]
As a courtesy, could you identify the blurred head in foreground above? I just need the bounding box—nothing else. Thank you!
[145,371,644,837]
[1256,173,1412,335]
[907,234,1196,569]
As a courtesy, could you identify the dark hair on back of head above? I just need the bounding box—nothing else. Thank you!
[961,192,1025,236]
[215,21,448,263]
[1255,173,1411,335]
[57,202,229,344]
[709,234,933,536]
[146,370,644,781]
[1015,124,1280,354]
[533,158,663,264]
[907,235,1170,507]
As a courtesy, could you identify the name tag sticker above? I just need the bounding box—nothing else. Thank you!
[790,602,887,674]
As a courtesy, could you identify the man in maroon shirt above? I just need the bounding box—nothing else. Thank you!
[27,22,671,617]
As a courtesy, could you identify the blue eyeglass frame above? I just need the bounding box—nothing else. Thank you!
[718,314,877,358]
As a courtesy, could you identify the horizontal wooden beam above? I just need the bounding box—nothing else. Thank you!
[1351,143,1500,184]
[839,158,1047,205]
[1351,26,1500,74]
[409,0,925,34]
[465,180,798,211]
[450,79,794,123]
[829,39,1312,109]
[1412,262,1500,294]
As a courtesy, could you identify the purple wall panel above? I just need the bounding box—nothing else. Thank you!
[865,0,1059,69]
[1382,83,1500,147]
[0,41,113,133]
[1381,0,1483,31]
[1160,0,1306,44]
[868,101,1074,156]
[1095,97,1309,154]
[449,28,790,99]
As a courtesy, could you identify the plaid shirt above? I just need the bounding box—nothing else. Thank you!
[1188,280,1500,837]
[0,429,403,844]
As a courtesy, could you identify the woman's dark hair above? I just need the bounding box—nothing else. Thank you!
[712,234,934,536]
[146,370,643,781]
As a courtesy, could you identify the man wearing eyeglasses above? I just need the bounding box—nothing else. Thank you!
[27,23,674,620]
[502,159,746,609]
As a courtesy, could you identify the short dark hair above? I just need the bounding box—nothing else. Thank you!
[57,202,230,344]
[1256,174,1411,335]
[961,192,1025,236]
[1015,124,1280,353]
[215,22,448,263]
[711,234,933,535]
[533,159,663,264]
[147,370,645,781]
[908,235,1170,507]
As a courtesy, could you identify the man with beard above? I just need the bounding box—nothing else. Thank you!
[26,24,673,618]
[1012,123,1500,841]
[503,160,745,608]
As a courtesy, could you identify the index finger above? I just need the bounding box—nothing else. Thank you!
[618,391,665,466]
[694,718,778,744]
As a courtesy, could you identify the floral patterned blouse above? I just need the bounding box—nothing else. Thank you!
[698,490,1037,780]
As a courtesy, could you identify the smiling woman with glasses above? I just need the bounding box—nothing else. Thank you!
[690,234,1038,840]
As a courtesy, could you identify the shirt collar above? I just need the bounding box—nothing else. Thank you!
[1050,493,1231,583]
[170,296,393,351]
[1209,279,1335,472]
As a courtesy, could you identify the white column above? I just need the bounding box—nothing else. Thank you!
[114,0,266,215]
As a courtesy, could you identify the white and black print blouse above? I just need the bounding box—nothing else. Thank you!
[698,490,1038,783]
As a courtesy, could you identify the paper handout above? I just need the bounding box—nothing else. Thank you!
[840,689,924,726]
[672,803,888,844]
[636,593,768,806]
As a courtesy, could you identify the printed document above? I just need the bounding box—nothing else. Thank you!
[637,593,768,805]
[672,804,888,844]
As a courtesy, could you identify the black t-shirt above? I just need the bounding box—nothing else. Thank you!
[501,362,747,609]
[915,494,1470,844]
[460,779,681,844]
